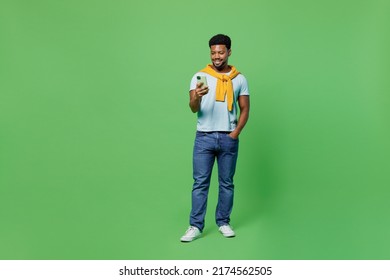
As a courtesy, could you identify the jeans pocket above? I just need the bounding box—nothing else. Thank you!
[196,131,206,137]
[227,134,239,141]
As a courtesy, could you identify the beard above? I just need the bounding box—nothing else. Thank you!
[213,61,226,71]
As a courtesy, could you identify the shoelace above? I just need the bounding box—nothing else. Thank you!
[220,225,233,231]
[186,226,197,233]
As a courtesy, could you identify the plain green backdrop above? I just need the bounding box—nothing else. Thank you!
[1,0,389,259]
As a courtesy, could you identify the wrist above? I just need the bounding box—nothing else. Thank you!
[229,130,239,138]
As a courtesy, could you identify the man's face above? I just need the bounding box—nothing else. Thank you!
[210,45,231,71]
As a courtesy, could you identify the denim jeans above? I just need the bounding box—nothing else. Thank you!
[190,131,239,231]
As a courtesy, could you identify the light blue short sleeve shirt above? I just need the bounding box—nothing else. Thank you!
[190,72,249,132]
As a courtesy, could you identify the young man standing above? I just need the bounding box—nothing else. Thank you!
[181,34,250,242]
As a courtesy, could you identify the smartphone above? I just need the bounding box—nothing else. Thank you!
[196,76,208,89]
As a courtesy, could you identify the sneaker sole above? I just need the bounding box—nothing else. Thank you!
[219,230,236,238]
[180,236,200,242]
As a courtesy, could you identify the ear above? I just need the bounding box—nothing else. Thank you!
[228,49,232,56]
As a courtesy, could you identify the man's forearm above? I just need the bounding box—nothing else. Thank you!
[230,95,250,138]
[189,91,201,113]
[235,109,249,134]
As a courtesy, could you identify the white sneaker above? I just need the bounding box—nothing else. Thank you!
[180,226,201,242]
[219,224,235,237]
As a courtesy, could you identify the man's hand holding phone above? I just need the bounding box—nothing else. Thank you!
[195,76,209,99]
[189,76,209,113]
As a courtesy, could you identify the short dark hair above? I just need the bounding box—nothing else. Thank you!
[209,34,231,50]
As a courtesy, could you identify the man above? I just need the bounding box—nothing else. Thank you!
[181,34,250,242]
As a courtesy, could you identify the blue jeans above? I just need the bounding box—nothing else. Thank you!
[190,131,239,231]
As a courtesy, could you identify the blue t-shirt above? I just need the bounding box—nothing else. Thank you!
[190,72,249,132]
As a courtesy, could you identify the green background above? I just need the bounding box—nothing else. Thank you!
[1,0,389,259]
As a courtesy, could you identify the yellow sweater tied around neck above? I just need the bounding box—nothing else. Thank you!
[200,64,240,111]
